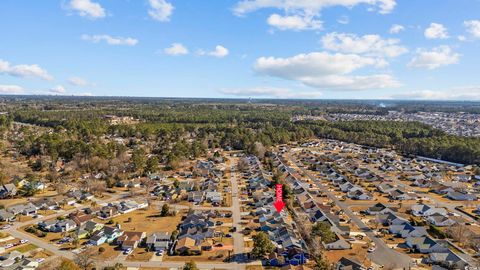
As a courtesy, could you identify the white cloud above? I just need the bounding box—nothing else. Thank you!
[220,87,323,99]
[464,20,480,38]
[233,0,396,31]
[198,45,229,58]
[267,14,322,31]
[457,35,466,42]
[50,85,67,94]
[391,86,480,100]
[81,34,138,46]
[254,52,400,90]
[389,24,404,34]
[321,32,408,58]
[66,0,106,19]
[0,59,53,80]
[337,15,349,25]
[148,0,174,22]
[164,43,189,56]
[68,76,93,86]
[0,85,24,94]
[424,23,449,39]
[408,45,459,70]
[234,0,396,15]
[76,92,94,96]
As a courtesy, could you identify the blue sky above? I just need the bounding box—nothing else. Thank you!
[1,0,480,100]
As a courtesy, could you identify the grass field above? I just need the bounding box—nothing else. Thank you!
[97,208,186,234]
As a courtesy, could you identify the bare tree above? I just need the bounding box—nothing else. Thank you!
[141,177,155,194]
[253,141,266,159]
[237,158,249,173]
[90,180,106,196]
[448,224,468,246]
[74,248,96,270]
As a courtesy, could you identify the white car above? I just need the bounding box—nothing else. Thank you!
[1,225,11,230]
[20,239,29,244]
[123,248,133,255]
[4,243,14,249]
[367,247,376,253]
[36,258,45,263]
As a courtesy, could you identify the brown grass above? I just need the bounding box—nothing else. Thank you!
[127,247,153,261]
[97,208,186,234]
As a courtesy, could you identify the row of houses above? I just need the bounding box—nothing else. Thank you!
[243,155,309,267]
[275,154,351,251]
[0,250,41,269]
[174,210,226,255]
[97,199,148,219]
[372,205,469,269]
[0,192,87,222]
[0,180,47,199]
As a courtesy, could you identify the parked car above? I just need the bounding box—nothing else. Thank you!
[123,248,133,255]
[20,239,29,244]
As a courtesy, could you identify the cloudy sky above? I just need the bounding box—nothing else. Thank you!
[1,0,480,100]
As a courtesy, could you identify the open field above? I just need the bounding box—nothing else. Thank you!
[96,208,187,234]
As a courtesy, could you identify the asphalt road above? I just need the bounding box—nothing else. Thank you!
[230,161,247,267]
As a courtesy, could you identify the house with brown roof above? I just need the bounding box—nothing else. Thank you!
[175,236,200,255]
[117,231,146,250]
[69,212,93,226]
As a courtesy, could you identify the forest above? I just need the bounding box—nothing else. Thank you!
[1,96,479,169]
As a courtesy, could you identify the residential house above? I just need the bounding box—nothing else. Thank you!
[32,198,58,210]
[324,237,351,250]
[117,231,146,250]
[388,189,412,200]
[377,182,395,193]
[67,190,94,201]
[205,191,222,205]
[146,231,171,251]
[347,189,372,200]
[7,203,37,216]
[69,212,93,226]
[38,219,57,231]
[77,220,104,239]
[426,214,456,227]
[405,236,449,254]
[389,223,427,238]
[188,191,205,203]
[366,203,392,215]
[0,184,17,198]
[411,204,447,217]
[88,226,124,245]
[447,191,477,201]
[376,212,408,226]
[175,236,200,255]
[336,257,366,270]
[0,210,14,222]
[54,219,77,232]
[428,251,468,269]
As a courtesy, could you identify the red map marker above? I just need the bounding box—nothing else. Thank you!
[274,184,285,213]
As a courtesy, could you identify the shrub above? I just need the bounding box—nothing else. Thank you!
[99,247,105,253]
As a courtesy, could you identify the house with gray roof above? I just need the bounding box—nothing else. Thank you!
[0,184,16,199]
[405,236,449,254]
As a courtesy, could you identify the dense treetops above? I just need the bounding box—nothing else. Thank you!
[1,97,478,166]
